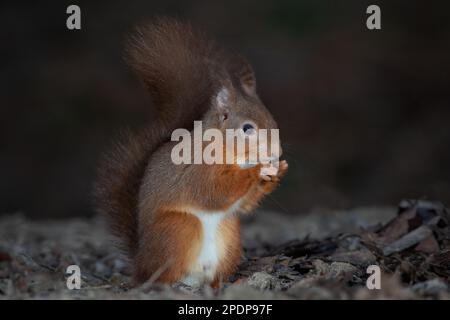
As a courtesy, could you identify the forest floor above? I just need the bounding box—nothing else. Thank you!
[0,200,449,299]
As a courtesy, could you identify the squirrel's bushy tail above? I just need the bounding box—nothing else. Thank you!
[125,17,227,129]
[94,17,228,257]
[94,125,166,256]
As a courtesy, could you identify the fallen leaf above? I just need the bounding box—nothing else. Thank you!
[382,225,432,256]
[415,234,440,253]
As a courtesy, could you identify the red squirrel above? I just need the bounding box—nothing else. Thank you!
[95,17,288,287]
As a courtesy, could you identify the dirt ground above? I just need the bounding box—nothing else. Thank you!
[0,200,449,299]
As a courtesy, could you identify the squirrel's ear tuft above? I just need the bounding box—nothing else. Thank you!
[230,56,257,97]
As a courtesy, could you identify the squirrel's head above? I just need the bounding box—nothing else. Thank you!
[202,63,281,167]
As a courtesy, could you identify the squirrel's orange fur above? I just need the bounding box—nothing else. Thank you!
[94,17,287,287]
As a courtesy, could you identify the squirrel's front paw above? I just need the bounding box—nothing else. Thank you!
[278,159,289,178]
[259,160,288,182]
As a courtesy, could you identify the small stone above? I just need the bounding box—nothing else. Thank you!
[330,249,376,266]
[247,271,276,290]
[327,262,358,279]
[412,279,448,296]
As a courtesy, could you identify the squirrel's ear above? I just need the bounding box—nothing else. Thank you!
[231,56,257,97]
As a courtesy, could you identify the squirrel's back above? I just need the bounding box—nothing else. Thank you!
[94,17,230,256]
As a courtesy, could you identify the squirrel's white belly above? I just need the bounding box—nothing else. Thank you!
[181,200,242,287]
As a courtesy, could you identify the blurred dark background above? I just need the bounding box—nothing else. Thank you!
[1,1,449,219]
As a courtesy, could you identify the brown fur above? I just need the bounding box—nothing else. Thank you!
[94,121,172,256]
[134,209,202,283]
[125,17,225,129]
[94,17,286,286]
[215,216,242,283]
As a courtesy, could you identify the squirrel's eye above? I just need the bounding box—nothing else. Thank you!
[243,123,255,134]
